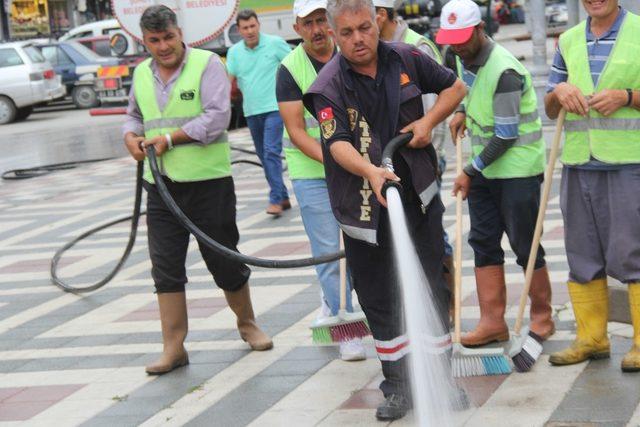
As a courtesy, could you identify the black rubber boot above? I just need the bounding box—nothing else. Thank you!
[375,394,411,421]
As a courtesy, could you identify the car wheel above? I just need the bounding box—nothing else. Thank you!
[0,96,17,125]
[15,106,33,121]
[72,86,99,109]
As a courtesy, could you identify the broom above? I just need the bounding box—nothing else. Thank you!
[311,233,370,343]
[509,109,566,372]
[451,135,512,378]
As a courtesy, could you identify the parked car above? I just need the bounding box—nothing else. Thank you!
[34,40,119,108]
[546,0,568,28]
[59,19,140,56]
[76,35,113,57]
[0,42,66,124]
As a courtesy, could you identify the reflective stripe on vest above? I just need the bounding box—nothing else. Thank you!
[280,44,326,179]
[134,49,231,183]
[340,222,377,245]
[558,12,640,165]
[463,44,545,179]
[403,28,442,64]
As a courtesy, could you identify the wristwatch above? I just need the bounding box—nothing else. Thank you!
[626,89,634,107]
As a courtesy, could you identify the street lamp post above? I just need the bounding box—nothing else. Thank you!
[528,0,550,122]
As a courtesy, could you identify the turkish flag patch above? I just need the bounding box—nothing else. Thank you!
[319,107,334,122]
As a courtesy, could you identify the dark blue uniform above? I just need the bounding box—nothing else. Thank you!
[303,41,457,397]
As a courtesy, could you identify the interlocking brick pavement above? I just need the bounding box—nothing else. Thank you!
[0,128,638,426]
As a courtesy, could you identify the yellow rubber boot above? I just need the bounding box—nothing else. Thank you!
[621,283,640,372]
[549,279,610,366]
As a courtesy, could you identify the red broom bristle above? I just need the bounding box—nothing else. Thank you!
[330,321,371,342]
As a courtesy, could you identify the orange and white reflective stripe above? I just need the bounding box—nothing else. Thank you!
[417,333,452,355]
[97,65,129,78]
[374,333,452,361]
[375,335,410,362]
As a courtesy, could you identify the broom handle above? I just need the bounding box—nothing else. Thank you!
[339,231,346,312]
[454,135,464,344]
[514,109,566,334]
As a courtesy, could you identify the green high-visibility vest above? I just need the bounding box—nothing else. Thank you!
[558,12,640,165]
[133,49,231,183]
[464,44,545,178]
[280,44,326,179]
[403,28,442,64]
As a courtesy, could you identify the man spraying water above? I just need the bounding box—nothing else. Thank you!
[302,0,466,420]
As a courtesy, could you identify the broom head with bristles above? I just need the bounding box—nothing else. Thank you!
[310,310,370,344]
[452,343,512,378]
[509,326,543,372]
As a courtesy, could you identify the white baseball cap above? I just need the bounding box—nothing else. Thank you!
[293,0,327,18]
[435,0,482,45]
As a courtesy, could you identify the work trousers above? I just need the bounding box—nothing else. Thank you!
[467,173,546,269]
[560,166,640,284]
[144,176,251,293]
[343,191,450,397]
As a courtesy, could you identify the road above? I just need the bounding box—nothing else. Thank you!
[0,103,127,177]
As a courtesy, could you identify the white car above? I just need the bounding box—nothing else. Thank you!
[0,42,66,124]
[59,19,141,56]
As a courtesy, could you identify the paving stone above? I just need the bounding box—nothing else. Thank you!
[79,415,142,427]
[0,401,55,421]
[13,357,80,373]
[548,339,640,426]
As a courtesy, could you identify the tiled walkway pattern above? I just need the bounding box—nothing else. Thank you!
[0,129,638,426]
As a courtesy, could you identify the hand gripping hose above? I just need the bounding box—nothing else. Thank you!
[381,133,413,197]
[51,147,344,293]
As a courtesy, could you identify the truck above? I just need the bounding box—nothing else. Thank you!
[93,0,297,106]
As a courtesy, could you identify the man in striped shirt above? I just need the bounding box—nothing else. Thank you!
[441,0,554,347]
[544,0,640,372]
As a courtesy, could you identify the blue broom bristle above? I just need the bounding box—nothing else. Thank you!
[482,355,512,375]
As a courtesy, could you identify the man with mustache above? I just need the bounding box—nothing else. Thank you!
[276,0,366,362]
[545,0,640,372]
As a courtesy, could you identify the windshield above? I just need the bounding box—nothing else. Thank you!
[23,45,45,63]
[68,41,103,60]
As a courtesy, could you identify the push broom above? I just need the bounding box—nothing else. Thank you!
[311,234,370,344]
[509,109,566,372]
[451,136,512,378]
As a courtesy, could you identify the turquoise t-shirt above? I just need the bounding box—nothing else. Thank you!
[226,33,292,117]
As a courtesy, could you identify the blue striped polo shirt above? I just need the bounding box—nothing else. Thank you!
[546,8,637,170]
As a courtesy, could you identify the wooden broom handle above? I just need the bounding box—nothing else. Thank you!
[339,232,347,312]
[514,109,566,334]
[454,135,464,344]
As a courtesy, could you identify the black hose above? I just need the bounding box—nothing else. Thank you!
[381,133,413,172]
[146,146,344,268]
[50,147,344,293]
[2,158,116,180]
[381,133,413,198]
[51,161,144,293]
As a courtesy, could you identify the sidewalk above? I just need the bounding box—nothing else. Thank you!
[0,128,638,426]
